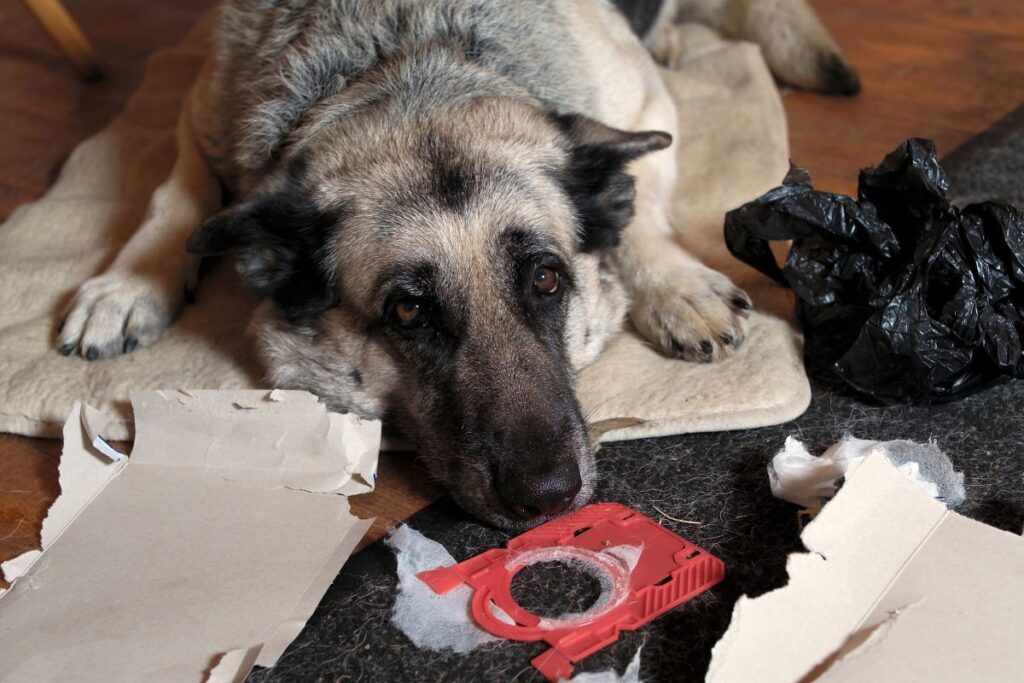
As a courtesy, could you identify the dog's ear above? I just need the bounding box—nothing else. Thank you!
[187,190,342,321]
[553,113,672,252]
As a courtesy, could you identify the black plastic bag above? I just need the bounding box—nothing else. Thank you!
[725,138,1024,403]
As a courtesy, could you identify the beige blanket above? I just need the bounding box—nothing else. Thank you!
[0,20,808,441]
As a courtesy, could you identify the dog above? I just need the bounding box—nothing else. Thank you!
[57,0,857,530]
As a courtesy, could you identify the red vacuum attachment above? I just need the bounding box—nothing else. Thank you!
[418,502,725,681]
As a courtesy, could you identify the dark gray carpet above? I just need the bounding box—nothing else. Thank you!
[944,104,1024,207]
[248,105,1024,683]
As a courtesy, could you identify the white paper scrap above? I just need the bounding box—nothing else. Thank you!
[387,524,502,653]
[80,403,127,461]
[569,645,643,682]
[768,436,965,509]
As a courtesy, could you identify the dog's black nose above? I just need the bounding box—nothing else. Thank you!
[498,462,582,520]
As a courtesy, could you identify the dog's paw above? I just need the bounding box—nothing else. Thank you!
[58,271,185,360]
[630,266,752,363]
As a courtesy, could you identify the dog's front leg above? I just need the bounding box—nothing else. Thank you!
[613,150,752,363]
[59,110,220,359]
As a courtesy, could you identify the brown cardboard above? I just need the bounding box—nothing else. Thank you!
[0,390,379,682]
[707,453,1024,682]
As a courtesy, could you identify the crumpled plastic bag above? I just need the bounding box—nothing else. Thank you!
[725,138,1024,403]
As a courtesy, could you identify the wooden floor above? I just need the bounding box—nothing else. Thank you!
[2,0,1023,586]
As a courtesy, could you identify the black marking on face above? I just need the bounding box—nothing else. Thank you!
[378,262,467,375]
[186,156,343,325]
[375,227,589,529]
[435,161,474,212]
[500,229,572,343]
[422,137,478,214]
[349,368,364,386]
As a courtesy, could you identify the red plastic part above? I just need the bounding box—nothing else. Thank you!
[417,502,725,681]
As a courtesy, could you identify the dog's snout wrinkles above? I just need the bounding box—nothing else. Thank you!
[498,461,582,520]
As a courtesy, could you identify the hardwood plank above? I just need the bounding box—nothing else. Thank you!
[788,0,1024,195]
[0,435,61,584]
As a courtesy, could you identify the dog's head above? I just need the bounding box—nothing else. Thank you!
[188,98,669,530]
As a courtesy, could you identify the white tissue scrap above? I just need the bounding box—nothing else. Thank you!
[386,525,502,653]
[568,645,643,682]
[80,403,126,461]
[769,436,966,508]
[769,437,847,507]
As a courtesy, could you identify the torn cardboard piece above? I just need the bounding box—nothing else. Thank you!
[708,453,1024,682]
[0,390,380,682]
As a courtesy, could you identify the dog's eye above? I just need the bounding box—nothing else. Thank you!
[394,300,428,327]
[532,266,560,295]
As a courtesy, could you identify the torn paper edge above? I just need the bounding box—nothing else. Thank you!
[708,454,941,682]
[130,389,377,494]
[708,452,1022,683]
[0,402,124,593]
[801,600,922,681]
[205,646,263,683]
[255,512,375,667]
[80,403,126,461]
[567,644,643,682]
[1,391,380,682]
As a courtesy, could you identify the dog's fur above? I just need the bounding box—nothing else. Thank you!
[58,0,856,530]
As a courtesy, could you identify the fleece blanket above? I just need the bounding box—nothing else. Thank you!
[0,19,808,441]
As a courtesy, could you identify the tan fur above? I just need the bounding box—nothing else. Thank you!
[59,112,217,358]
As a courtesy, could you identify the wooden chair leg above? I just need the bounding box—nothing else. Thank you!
[20,0,102,80]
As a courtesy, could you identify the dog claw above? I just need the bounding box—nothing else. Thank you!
[731,296,751,311]
[631,265,751,364]
[58,270,185,361]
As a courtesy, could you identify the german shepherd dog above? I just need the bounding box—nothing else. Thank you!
[58,0,857,530]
